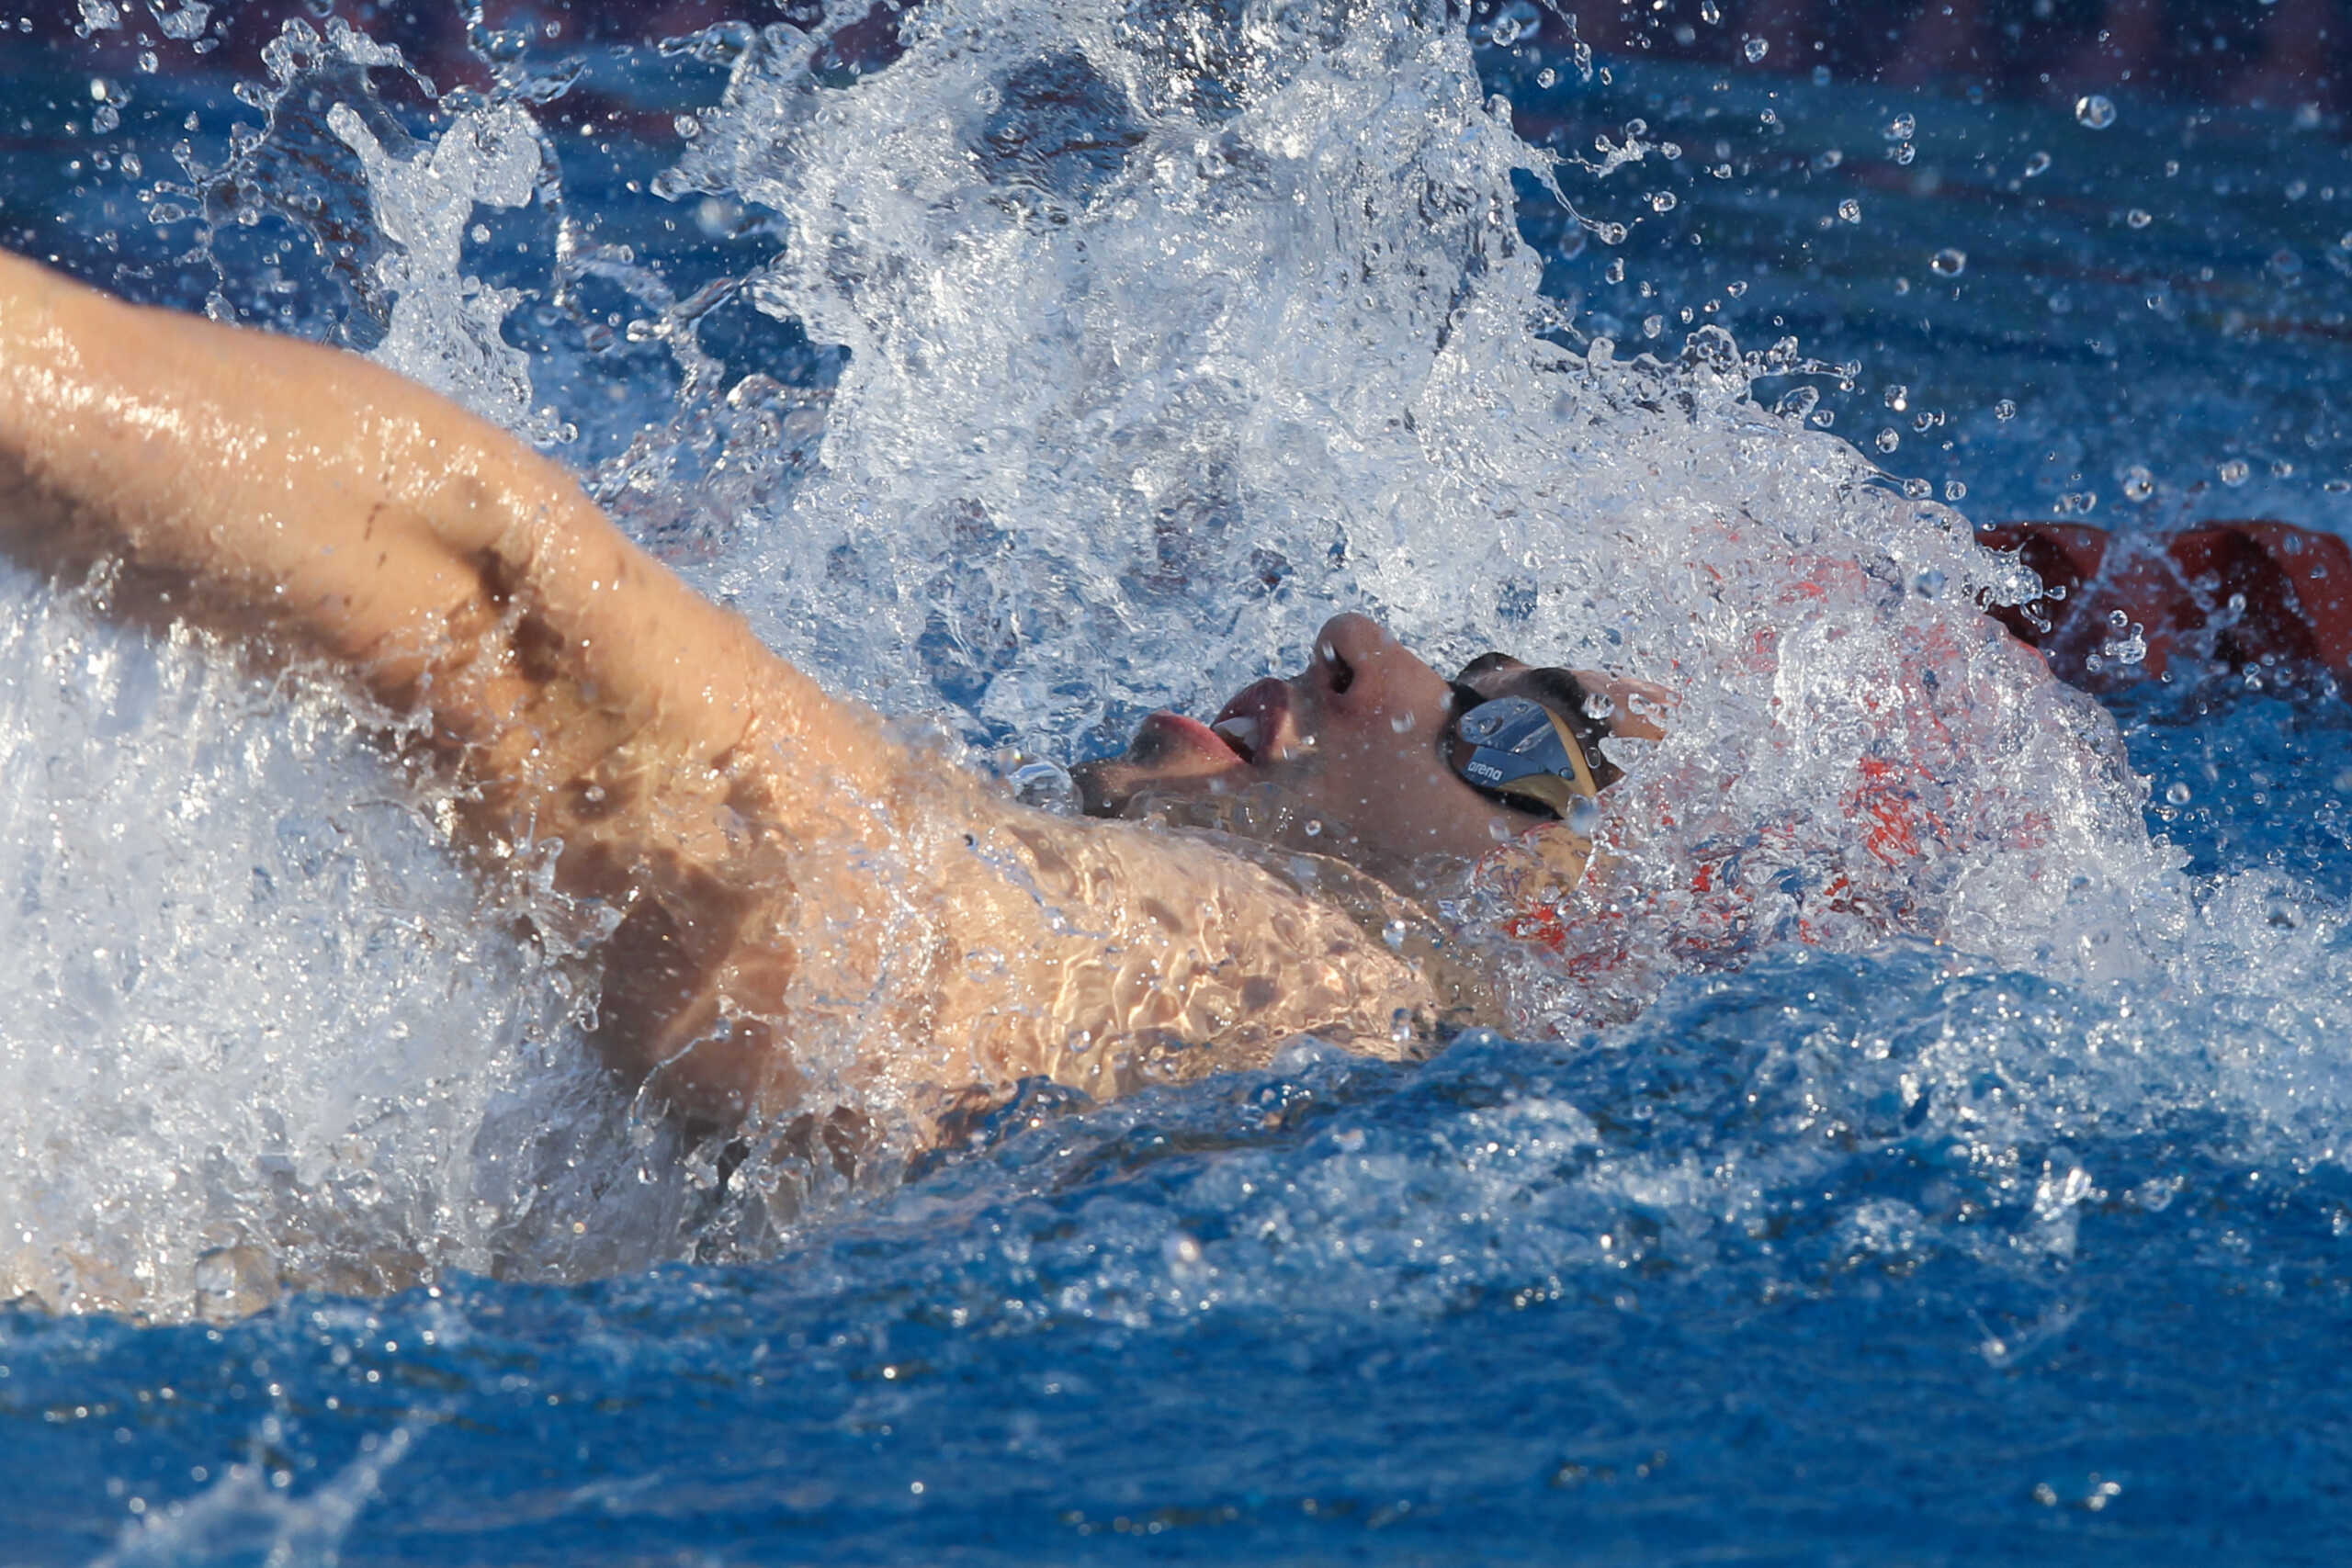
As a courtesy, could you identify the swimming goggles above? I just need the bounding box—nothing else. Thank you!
[1443,686,1605,818]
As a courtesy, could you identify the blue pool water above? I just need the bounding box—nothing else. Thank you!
[5,1,2352,1562]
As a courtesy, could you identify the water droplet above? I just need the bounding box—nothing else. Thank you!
[1304,818,1323,838]
[1587,336,1615,364]
[2024,151,2052,177]
[1700,0,1720,22]
[1642,314,1665,338]
[2219,458,2249,486]
[1743,35,1769,62]
[2074,95,2116,130]
[1889,113,1917,140]
[2109,608,2131,629]
[1537,68,1557,88]
[1838,198,1861,223]
[2121,466,2154,502]
[1875,428,1901,453]
[1944,479,1967,501]
[1650,191,1678,213]
[2121,209,2153,230]
[1930,247,1967,276]
[1725,280,1747,297]
[1814,149,1843,171]
[2165,782,2192,807]
[1884,384,1910,411]
[1994,399,2018,422]
[1903,477,1932,500]
[1603,257,1626,284]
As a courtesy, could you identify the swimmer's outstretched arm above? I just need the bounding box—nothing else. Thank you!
[0,252,1431,1125]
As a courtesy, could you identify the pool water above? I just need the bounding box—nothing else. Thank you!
[5,0,2352,1562]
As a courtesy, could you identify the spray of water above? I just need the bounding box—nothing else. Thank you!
[5,0,2340,1320]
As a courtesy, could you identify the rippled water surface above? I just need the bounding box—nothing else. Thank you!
[3,0,2350,1561]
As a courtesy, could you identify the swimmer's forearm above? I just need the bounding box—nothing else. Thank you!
[0,251,899,795]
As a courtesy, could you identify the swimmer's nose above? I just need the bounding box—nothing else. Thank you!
[1307,612,1424,711]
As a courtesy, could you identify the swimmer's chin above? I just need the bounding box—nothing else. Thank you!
[1072,711,1248,818]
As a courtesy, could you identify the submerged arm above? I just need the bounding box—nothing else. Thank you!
[0,253,1432,1125]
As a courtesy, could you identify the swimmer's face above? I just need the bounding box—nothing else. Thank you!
[1073,613,1621,885]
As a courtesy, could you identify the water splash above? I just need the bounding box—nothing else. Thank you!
[0,0,2277,1316]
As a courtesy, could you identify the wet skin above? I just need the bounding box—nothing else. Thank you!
[1073,612,1670,888]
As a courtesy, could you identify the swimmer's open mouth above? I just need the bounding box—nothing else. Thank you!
[1208,677,1291,766]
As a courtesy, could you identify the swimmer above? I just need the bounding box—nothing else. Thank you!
[6,252,2335,1143]
[0,250,1667,1134]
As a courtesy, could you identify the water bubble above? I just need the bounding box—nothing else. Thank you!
[1837,198,1861,223]
[2024,151,2052,177]
[2218,459,2249,486]
[1994,399,2018,421]
[2165,782,2192,807]
[2120,466,2154,502]
[1944,479,1967,501]
[1743,35,1769,62]
[2074,95,2117,130]
[2109,608,2131,629]
[1888,113,1917,140]
[1009,761,1078,815]
[1874,428,1900,453]
[1903,477,1933,500]
[1930,247,1966,276]
[1650,191,1678,213]
[1565,795,1602,837]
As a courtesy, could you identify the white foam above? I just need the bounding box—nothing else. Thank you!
[10,0,2334,1317]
